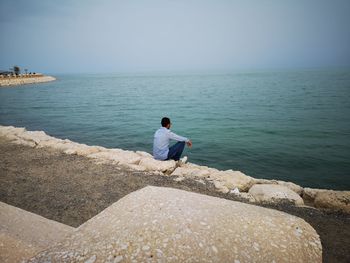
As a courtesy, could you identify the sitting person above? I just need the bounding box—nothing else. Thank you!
[153,117,192,162]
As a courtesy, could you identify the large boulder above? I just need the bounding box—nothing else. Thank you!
[276,181,304,195]
[302,188,325,204]
[17,130,53,145]
[88,149,141,165]
[249,184,304,205]
[313,190,350,214]
[0,202,74,263]
[0,125,26,137]
[211,170,255,192]
[171,167,211,178]
[254,179,304,196]
[136,151,153,158]
[139,158,176,173]
[303,188,350,213]
[29,186,322,263]
[62,142,104,156]
[39,139,76,151]
[12,138,36,147]
[213,180,230,193]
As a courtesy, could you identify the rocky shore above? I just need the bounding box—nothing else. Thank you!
[0,125,349,262]
[0,75,56,87]
[0,125,349,214]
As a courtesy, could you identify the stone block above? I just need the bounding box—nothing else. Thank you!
[28,186,322,263]
[139,158,176,172]
[314,190,350,214]
[249,184,304,205]
[0,202,73,263]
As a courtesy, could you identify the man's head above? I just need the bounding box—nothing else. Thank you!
[161,117,171,129]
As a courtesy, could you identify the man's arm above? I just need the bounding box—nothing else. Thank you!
[168,130,189,143]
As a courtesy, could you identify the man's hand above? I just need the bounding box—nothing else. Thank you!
[186,140,192,148]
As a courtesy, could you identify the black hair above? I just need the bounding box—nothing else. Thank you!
[161,117,171,127]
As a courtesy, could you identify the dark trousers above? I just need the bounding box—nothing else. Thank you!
[167,141,185,161]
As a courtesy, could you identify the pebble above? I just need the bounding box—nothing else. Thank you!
[84,255,96,263]
[114,255,123,263]
[142,245,150,251]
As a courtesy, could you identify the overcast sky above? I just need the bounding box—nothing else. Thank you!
[1,0,350,74]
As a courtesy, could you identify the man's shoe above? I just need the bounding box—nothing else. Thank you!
[178,156,188,166]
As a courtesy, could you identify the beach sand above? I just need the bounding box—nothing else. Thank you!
[0,136,349,263]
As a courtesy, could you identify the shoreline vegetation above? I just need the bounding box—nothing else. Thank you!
[0,74,56,87]
[1,128,349,262]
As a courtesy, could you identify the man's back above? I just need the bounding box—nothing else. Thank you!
[153,117,191,161]
[153,127,170,160]
[153,127,189,160]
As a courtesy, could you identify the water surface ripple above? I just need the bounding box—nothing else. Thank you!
[1,70,349,190]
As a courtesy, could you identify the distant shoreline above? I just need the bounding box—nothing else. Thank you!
[0,75,56,87]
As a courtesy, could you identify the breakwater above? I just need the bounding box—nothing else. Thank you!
[0,75,56,87]
[0,125,349,214]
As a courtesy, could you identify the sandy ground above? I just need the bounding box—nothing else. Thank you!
[0,137,349,263]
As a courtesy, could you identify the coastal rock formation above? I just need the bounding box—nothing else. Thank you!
[314,190,350,213]
[210,170,255,192]
[254,179,304,195]
[28,186,322,263]
[249,184,304,205]
[213,180,230,193]
[139,157,176,173]
[88,149,141,165]
[302,188,325,204]
[171,166,212,178]
[171,166,254,192]
[276,181,304,195]
[1,125,349,213]
[0,202,73,263]
[0,76,56,87]
[303,188,350,213]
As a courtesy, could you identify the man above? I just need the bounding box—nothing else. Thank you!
[153,117,192,162]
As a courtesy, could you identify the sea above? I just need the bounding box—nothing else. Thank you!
[0,69,349,190]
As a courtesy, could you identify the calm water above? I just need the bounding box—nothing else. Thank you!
[1,70,350,190]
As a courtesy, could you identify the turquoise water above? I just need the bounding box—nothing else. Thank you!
[1,70,350,190]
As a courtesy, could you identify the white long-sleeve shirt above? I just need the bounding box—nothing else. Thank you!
[153,127,189,160]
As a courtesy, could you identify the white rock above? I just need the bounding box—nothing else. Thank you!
[249,184,304,205]
[18,131,53,144]
[119,163,146,172]
[277,181,303,195]
[171,167,210,178]
[238,192,256,202]
[85,255,96,263]
[0,126,26,137]
[174,176,185,182]
[314,190,350,214]
[138,158,176,173]
[303,188,326,204]
[64,145,102,156]
[0,201,74,263]
[43,141,74,151]
[12,139,36,147]
[213,181,230,193]
[230,188,240,194]
[0,133,19,141]
[211,170,255,192]
[28,186,322,263]
[88,150,141,165]
[136,151,153,158]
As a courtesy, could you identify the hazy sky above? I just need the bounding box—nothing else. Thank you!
[1,0,350,74]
